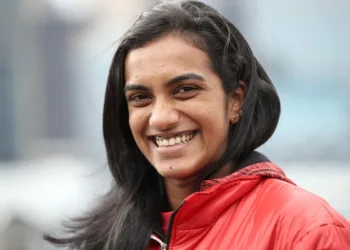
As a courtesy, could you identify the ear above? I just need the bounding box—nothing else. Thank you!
[228,80,247,124]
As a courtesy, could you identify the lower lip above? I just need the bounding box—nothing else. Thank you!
[154,134,197,154]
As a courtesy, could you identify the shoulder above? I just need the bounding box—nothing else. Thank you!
[260,178,345,223]
[259,178,348,227]
[257,178,350,249]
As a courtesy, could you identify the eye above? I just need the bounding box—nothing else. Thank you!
[130,93,150,101]
[174,85,200,99]
[176,85,198,93]
[127,93,152,107]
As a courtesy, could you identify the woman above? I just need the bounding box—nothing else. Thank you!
[46,1,350,249]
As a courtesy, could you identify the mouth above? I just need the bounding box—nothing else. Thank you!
[153,130,198,147]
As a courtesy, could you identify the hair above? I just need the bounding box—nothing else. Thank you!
[45,0,280,249]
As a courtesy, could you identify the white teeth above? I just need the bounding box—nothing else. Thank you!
[155,132,196,147]
[169,138,175,145]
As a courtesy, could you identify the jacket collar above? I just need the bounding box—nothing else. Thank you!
[171,152,295,231]
[200,151,293,190]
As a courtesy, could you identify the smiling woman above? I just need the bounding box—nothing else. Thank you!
[45,1,350,250]
[124,36,243,184]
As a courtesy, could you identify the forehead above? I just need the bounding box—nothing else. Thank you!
[124,35,212,82]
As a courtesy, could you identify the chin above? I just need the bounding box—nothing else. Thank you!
[154,162,200,179]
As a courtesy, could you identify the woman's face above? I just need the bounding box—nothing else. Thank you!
[124,35,241,179]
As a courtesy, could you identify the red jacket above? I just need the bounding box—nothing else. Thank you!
[149,153,350,250]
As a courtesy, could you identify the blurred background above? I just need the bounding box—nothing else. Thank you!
[0,0,349,249]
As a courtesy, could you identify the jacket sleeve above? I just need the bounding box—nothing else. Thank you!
[293,224,350,250]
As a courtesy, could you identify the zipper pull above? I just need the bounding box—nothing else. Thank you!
[150,233,167,250]
[160,242,167,250]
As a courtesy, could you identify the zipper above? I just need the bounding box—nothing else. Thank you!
[150,234,167,250]
[151,201,186,250]
[152,230,166,242]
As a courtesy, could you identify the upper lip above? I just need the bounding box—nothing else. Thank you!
[147,130,197,140]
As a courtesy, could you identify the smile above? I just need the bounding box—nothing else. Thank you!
[154,131,197,147]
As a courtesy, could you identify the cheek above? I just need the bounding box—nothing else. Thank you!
[197,103,229,131]
[128,109,147,142]
[195,102,230,146]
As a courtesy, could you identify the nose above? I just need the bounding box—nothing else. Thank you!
[149,99,179,131]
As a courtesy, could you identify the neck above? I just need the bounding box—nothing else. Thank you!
[164,177,199,210]
[164,162,235,210]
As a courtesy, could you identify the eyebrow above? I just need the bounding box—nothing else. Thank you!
[124,73,205,93]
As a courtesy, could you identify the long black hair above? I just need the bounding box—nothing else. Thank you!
[45,1,280,249]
